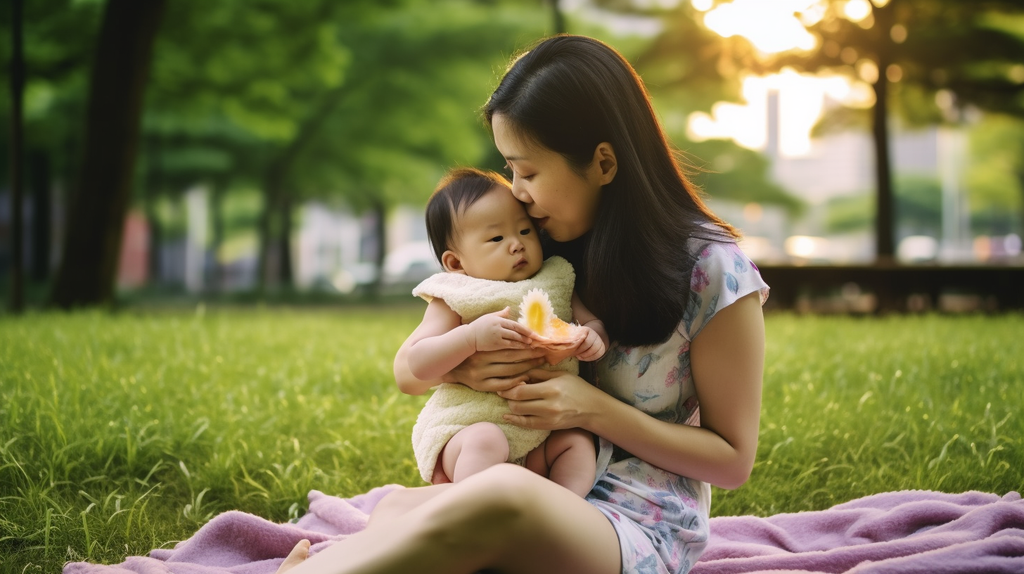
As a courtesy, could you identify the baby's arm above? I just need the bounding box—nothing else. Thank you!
[571,291,609,362]
[404,299,535,385]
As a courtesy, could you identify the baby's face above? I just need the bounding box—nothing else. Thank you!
[448,187,544,282]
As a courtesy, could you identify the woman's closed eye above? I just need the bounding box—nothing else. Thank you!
[504,163,534,181]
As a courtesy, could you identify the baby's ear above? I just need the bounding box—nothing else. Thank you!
[441,250,467,274]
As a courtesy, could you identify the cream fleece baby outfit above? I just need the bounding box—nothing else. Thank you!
[409,255,578,482]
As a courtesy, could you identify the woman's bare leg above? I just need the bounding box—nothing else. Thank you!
[287,464,620,574]
[367,484,453,526]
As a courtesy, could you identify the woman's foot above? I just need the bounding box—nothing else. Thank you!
[276,539,310,573]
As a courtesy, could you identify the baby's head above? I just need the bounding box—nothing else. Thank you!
[426,167,543,282]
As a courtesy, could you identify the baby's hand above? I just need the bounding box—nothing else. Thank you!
[575,326,606,362]
[467,307,535,352]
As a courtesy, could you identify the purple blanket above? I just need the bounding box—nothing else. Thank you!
[691,490,1024,574]
[64,486,402,574]
[64,488,1023,574]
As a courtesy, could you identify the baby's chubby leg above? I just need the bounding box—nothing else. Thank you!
[525,429,597,498]
[440,422,510,483]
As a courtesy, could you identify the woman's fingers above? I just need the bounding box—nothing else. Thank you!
[474,375,529,393]
[524,368,560,382]
[499,372,602,430]
[498,380,547,402]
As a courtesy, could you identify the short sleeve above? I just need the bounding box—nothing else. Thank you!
[681,241,769,341]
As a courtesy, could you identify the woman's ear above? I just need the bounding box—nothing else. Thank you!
[441,250,466,274]
[592,142,617,185]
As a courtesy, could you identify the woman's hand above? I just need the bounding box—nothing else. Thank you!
[447,348,546,393]
[497,369,606,430]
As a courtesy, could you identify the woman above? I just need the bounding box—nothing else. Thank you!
[285,34,768,574]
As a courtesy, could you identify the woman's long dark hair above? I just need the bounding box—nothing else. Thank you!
[484,35,737,346]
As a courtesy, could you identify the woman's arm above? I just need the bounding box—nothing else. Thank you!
[394,300,548,395]
[499,292,765,489]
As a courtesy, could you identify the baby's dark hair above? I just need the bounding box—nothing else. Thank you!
[425,167,513,264]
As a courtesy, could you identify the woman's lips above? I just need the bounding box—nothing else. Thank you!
[532,216,549,229]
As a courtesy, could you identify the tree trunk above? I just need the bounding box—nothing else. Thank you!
[8,0,25,313]
[144,135,163,286]
[367,197,387,299]
[210,185,225,292]
[547,0,566,34]
[49,0,166,308]
[256,173,281,292]
[278,194,294,288]
[255,87,345,292]
[1016,172,1024,240]
[871,4,895,264]
[144,193,162,286]
[29,150,51,282]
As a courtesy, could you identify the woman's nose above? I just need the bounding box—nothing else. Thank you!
[511,180,531,203]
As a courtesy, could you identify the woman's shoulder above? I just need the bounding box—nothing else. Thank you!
[680,238,769,340]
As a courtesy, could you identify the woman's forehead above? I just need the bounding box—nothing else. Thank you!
[492,115,542,159]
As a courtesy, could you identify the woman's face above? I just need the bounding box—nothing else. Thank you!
[491,114,610,242]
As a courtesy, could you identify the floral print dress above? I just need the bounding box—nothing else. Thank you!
[585,240,769,574]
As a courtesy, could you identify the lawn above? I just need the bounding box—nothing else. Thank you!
[1,308,1021,573]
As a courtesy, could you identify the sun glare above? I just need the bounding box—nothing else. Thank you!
[702,0,818,53]
[687,0,877,157]
[843,0,872,21]
[688,71,858,157]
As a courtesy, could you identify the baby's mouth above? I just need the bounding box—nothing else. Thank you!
[514,258,528,269]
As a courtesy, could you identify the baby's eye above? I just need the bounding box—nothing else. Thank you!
[489,236,503,243]
[520,229,531,236]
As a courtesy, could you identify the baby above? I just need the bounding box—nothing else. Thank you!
[400,167,608,497]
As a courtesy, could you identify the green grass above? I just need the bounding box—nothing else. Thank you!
[1,309,1022,573]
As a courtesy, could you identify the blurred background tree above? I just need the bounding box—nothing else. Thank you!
[47,0,166,308]
[0,0,102,308]
[742,0,1024,261]
[966,114,1024,236]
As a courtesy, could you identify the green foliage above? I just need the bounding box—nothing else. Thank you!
[634,2,748,114]
[825,193,874,235]
[895,175,942,236]
[142,0,547,211]
[0,0,102,182]
[291,2,548,209]
[824,175,943,236]
[2,310,1022,571]
[682,139,805,216]
[966,114,1024,235]
[764,0,1024,122]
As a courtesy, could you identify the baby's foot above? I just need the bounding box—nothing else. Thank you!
[276,539,310,573]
